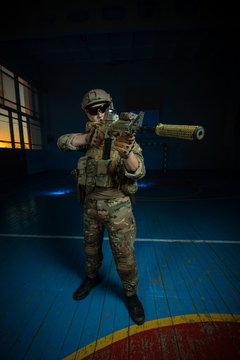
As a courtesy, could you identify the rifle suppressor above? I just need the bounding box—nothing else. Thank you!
[155,124,205,141]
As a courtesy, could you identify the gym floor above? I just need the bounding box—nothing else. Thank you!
[0,169,239,360]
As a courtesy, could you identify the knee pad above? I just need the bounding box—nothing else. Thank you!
[117,262,133,274]
[85,246,99,256]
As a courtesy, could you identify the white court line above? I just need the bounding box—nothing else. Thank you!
[0,233,239,244]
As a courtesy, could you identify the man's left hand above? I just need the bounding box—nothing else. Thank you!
[114,133,135,159]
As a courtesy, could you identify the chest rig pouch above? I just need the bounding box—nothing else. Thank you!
[76,155,115,194]
[96,159,114,187]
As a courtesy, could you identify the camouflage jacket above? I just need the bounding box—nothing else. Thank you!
[57,125,145,196]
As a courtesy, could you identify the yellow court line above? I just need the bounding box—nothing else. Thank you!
[62,313,240,360]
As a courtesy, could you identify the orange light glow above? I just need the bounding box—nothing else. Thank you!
[0,141,12,148]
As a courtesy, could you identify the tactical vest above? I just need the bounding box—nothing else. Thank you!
[75,145,138,196]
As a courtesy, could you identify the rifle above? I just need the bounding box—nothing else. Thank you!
[100,109,205,159]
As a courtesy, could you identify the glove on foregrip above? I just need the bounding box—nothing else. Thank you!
[114,134,135,159]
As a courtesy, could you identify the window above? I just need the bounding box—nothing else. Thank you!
[0,65,42,150]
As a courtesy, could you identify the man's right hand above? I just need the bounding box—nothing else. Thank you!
[86,124,105,148]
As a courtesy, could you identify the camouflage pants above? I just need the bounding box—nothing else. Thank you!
[83,196,138,296]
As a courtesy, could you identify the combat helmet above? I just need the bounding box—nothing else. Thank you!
[81,89,113,110]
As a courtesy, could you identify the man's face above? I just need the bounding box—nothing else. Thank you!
[85,102,110,123]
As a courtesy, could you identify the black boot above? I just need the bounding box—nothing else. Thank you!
[126,294,145,325]
[73,276,100,300]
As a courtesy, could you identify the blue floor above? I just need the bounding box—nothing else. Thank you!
[0,170,240,359]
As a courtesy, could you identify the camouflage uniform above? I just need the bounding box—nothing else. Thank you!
[57,124,145,296]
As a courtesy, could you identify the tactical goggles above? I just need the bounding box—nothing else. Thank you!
[87,102,109,115]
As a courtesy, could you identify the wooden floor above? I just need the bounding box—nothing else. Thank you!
[0,170,240,360]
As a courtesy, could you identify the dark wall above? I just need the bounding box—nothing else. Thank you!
[1,2,239,175]
[44,56,240,171]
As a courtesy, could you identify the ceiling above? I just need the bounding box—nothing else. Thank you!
[0,1,239,67]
